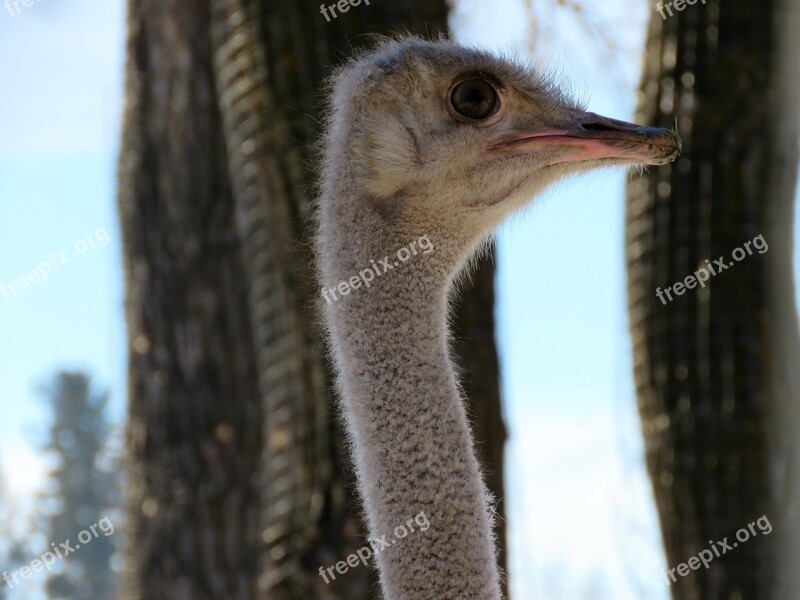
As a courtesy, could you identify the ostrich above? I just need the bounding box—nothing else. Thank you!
[315,37,680,600]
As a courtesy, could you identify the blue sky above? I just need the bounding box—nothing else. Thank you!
[455,1,671,596]
[1,1,797,598]
[0,0,127,506]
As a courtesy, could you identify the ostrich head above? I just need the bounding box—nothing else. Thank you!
[318,37,680,285]
[315,38,680,600]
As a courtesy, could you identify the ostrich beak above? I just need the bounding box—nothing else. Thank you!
[488,111,681,166]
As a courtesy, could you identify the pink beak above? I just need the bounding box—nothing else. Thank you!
[489,111,681,166]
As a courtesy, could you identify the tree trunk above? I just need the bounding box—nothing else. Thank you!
[119,2,263,598]
[119,0,507,598]
[626,1,800,598]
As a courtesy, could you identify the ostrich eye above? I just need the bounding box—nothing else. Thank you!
[450,78,498,120]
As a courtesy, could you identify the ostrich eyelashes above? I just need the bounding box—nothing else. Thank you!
[449,77,499,120]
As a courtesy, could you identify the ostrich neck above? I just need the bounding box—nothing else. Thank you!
[325,238,502,600]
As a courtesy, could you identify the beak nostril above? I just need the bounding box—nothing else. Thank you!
[580,122,620,132]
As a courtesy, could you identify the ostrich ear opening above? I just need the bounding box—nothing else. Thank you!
[362,118,421,199]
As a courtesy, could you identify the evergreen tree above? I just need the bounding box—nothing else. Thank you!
[39,372,119,600]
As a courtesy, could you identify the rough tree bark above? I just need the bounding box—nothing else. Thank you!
[118,2,264,598]
[626,1,800,598]
[119,0,507,599]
